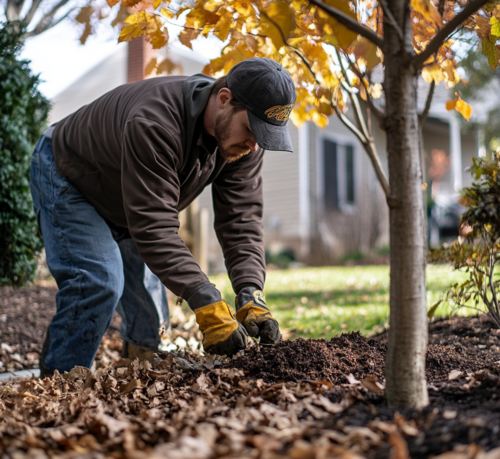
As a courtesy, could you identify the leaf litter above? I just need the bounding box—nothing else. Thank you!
[2,287,500,458]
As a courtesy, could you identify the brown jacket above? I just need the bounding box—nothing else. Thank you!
[52,74,266,299]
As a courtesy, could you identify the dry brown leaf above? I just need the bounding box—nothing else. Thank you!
[448,370,463,381]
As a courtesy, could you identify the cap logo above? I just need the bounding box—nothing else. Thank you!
[264,104,294,122]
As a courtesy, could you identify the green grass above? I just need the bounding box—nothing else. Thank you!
[209,264,475,340]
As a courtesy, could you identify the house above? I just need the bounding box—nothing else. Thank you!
[49,38,481,273]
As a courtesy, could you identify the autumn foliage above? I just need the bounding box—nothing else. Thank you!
[67,0,500,133]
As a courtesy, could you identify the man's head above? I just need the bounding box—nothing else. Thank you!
[209,58,296,163]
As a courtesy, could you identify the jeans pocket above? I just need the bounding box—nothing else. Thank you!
[51,161,75,198]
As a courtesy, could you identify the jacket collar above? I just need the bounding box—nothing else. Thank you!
[183,74,216,156]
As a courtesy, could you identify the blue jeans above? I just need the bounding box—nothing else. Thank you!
[29,133,169,373]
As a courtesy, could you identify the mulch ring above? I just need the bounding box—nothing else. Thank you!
[2,285,500,458]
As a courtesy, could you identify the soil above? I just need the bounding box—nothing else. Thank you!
[2,284,500,459]
[227,333,387,384]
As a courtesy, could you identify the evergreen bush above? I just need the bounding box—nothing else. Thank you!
[0,22,50,286]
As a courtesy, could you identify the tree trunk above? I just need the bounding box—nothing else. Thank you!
[383,0,429,408]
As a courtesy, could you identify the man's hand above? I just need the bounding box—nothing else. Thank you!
[236,286,281,344]
[189,285,248,356]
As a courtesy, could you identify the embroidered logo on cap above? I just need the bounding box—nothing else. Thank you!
[264,104,294,122]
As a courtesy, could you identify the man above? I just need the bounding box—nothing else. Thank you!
[30,57,296,376]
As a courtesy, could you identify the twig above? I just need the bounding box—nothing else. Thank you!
[379,0,403,41]
[419,80,435,125]
[413,0,490,69]
[308,0,384,49]
[343,53,385,124]
[489,252,500,327]
[22,0,44,28]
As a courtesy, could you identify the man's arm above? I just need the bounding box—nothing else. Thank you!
[121,117,211,300]
[212,148,266,294]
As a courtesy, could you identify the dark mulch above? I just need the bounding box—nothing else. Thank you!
[0,284,121,372]
[227,333,387,384]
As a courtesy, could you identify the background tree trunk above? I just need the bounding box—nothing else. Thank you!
[383,0,429,408]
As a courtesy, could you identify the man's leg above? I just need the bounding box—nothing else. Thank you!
[115,237,169,355]
[30,134,124,374]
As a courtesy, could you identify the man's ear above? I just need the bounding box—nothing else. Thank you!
[217,88,233,108]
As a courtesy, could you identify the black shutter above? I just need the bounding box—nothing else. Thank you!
[324,139,338,209]
[345,144,355,204]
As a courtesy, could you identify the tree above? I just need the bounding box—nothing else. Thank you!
[0,22,49,286]
[107,0,497,408]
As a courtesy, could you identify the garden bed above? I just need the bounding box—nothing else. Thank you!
[1,284,500,458]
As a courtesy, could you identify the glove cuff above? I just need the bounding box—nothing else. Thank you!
[187,283,221,311]
[194,301,239,350]
[236,286,268,311]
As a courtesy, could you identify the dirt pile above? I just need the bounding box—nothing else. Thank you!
[227,332,386,384]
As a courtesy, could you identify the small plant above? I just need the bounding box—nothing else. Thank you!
[431,153,500,328]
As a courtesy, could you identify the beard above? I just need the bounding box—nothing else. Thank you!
[214,109,251,163]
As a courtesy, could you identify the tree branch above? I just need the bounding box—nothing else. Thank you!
[308,0,384,49]
[379,0,403,41]
[419,80,435,125]
[344,54,385,125]
[26,0,73,36]
[335,97,390,196]
[22,0,44,29]
[413,0,490,69]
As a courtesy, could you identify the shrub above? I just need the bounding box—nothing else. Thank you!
[0,22,50,286]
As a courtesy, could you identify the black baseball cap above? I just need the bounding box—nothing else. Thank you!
[226,58,297,152]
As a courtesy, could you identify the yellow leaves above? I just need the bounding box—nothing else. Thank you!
[149,26,169,48]
[145,57,183,76]
[411,0,443,25]
[475,15,491,40]
[260,0,296,50]
[353,38,381,72]
[490,16,500,37]
[421,60,458,86]
[213,12,233,42]
[316,0,357,50]
[145,57,157,77]
[178,28,200,49]
[160,6,174,18]
[118,11,166,45]
[106,0,120,7]
[482,36,500,69]
[446,96,472,121]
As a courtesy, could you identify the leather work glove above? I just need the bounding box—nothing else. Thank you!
[188,284,248,356]
[236,286,281,345]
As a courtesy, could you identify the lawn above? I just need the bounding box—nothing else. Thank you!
[210,264,473,340]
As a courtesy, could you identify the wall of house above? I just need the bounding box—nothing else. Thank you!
[307,112,389,265]
[197,125,301,273]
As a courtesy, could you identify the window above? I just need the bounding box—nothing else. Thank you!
[323,139,356,210]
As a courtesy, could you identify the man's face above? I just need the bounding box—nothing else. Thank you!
[214,106,259,163]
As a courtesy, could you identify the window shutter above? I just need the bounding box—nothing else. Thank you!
[345,144,355,204]
[324,139,338,209]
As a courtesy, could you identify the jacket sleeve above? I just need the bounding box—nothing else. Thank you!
[212,148,266,294]
[121,117,210,299]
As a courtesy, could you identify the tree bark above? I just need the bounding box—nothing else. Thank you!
[383,0,429,408]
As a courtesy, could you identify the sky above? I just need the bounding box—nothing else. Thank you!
[20,22,122,99]
[19,17,222,100]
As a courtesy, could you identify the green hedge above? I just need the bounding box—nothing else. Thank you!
[0,22,50,286]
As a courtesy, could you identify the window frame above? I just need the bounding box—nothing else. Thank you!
[316,132,359,214]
